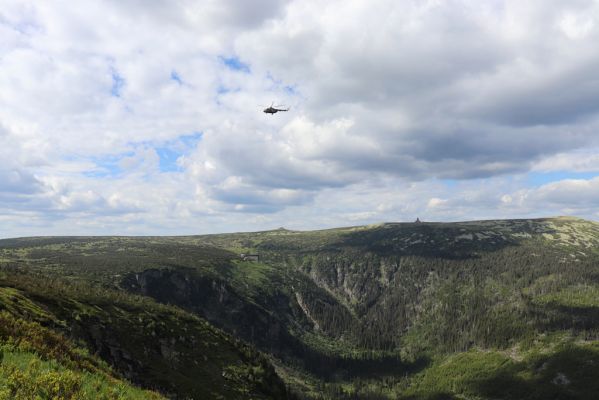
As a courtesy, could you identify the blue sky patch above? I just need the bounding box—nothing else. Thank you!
[177,131,203,148]
[441,179,458,188]
[156,147,182,172]
[220,56,250,73]
[216,85,241,95]
[266,71,281,85]
[528,171,598,186]
[110,68,125,97]
[84,153,131,178]
[83,132,202,177]
[284,85,298,95]
[152,132,203,173]
[264,72,301,100]
[170,70,183,85]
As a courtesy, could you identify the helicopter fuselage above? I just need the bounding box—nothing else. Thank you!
[263,107,288,114]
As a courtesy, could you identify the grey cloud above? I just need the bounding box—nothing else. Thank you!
[396,122,594,177]
[182,0,599,213]
[322,25,507,105]
[228,0,599,188]
[106,0,290,32]
[0,169,42,195]
[527,177,599,206]
[466,57,599,126]
[211,183,314,213]
[190,110,596,211]
[219,0,290,28]
[226,156,353,190]
[238,2,511,107]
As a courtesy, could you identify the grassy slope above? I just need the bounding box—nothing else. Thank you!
[0,310,164,400]
[401,334,599,399]
[0,275,288,399]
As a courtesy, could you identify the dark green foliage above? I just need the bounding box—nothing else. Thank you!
[0,273,290,399]
[0,310,164,399]
[403,342,599,400]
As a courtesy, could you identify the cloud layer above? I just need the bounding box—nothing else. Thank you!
[1,0,599,237]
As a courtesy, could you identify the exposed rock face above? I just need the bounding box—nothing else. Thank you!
[66,313,190,398]
[74,319,140,380]
[295,292,320,331]
[55,297,290,400]
[121,267,374,379]
[122,268,300,355]
[552,372,571,386]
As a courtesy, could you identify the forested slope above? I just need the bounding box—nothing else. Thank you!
[0,253,290,399]
[1,217,599,399]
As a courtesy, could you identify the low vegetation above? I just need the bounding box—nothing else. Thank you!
[0,311,164,400]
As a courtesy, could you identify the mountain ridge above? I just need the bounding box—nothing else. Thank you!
[1,216,599,399]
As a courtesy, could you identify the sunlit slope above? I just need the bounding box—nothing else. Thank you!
[0,273,289,399]
[0,307,165,400]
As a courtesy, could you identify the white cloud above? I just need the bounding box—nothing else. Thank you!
[501,194,513,204]
[559,12,595,40]
[532,149,599,172]
[1,0,599,237]
[523,177,599,207]
[427,198,448,209]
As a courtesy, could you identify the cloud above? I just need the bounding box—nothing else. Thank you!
[228,0,599,183]
[427,197,448,209]
[532,148,599,173]
[0,169,42,195]
[1,0,599,237]
[519,177,599,207]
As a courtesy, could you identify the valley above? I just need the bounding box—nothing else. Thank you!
[1,217,599,399]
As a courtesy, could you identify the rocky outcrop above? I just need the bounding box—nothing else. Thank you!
[122,268,300,355]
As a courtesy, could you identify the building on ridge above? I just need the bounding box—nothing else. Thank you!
[240,253,259,262]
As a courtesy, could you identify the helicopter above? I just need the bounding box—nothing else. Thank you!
[263,102,289,114]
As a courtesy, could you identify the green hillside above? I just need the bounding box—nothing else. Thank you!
[1,217,599,399]
[0,263,289,399]
[0,309,165,400]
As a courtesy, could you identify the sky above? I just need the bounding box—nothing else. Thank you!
[1,0,599,237]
